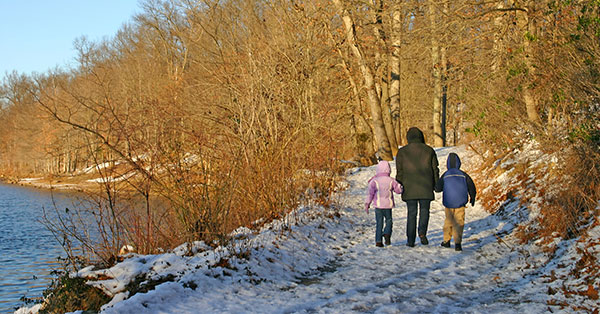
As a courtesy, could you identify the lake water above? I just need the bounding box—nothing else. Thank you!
[0,183,78,313]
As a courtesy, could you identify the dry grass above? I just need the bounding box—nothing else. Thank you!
[471,137,600,311]
[471,137,600,244]
[537,143,600,241]
[38,129,351,269]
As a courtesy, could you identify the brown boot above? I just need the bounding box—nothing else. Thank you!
[384,234,391,246]
[376,242,384,247]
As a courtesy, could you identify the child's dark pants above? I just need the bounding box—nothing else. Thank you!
[375,208,393,244]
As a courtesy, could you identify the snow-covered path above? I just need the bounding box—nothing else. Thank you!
[75,146,563,314]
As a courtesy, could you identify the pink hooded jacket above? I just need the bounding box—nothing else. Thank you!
[365,161,403,210]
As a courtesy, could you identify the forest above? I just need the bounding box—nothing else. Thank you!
[1,0,599,265]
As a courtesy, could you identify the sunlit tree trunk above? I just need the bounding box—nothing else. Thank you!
[370,0,398,155]
[519,1,542,124]
[440,1,448,146]
[390,5,402,146]
[547,1,558,125]
[337,43,376,156]
[333,0,393,160]
[429,0,444,147]
[492,1,505,74]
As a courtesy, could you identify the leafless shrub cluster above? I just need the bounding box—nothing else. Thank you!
[539,141,600,241]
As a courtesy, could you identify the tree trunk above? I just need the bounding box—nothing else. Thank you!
[333,0,393,160]
[429,0,444,147]
[390,6,402,146]
[380,79,398,155]
[548,4,558,126]
[440,1,448,146]
[327,20,376,158]
[520,2,542,124]
[492,1,505,74]
[369,0,398,156]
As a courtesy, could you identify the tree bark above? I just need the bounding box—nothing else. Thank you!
[369,0,398,155]
[390,5,402,146]
[429,0,444,147]
[519,1,542,124]
[492,1,506,74]
[440,1,448,146]
[380,80,398,155]
[333,0,393,160]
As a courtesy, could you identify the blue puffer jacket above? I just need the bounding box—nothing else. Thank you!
[435,153,476,208]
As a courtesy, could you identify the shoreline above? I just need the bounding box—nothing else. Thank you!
[0,175,98,193]
[0,173,149,197]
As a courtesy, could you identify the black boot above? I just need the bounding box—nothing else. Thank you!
[455,243,462,251]
[384,234,391,246]
[420,235,429,245]
[441,241,451,248]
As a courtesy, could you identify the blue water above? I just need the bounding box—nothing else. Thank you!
[0,183,78,313]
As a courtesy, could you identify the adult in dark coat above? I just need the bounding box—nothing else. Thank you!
[395,127,439,247]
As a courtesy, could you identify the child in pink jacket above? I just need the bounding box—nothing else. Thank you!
[365,160,403,247]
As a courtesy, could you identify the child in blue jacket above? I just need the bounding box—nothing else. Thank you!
[365,160,403,247]
[434,153,476,251]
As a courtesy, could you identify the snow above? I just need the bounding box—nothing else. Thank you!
[86,171,136,183]
[19,178,43,182]
[80,161,122,174]
[15,145,600,314]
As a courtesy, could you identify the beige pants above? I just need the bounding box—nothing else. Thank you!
[443,207,465,244]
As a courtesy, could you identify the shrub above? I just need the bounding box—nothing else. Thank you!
[540,142,600,240]
[39,269,110,314]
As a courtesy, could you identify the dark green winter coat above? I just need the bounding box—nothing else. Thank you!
[395,127,440,201]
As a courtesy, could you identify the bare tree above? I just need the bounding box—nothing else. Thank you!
[518,1,542,124]
[332,0,393,160]
[389,3,403,146]
[429,0,445,147]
